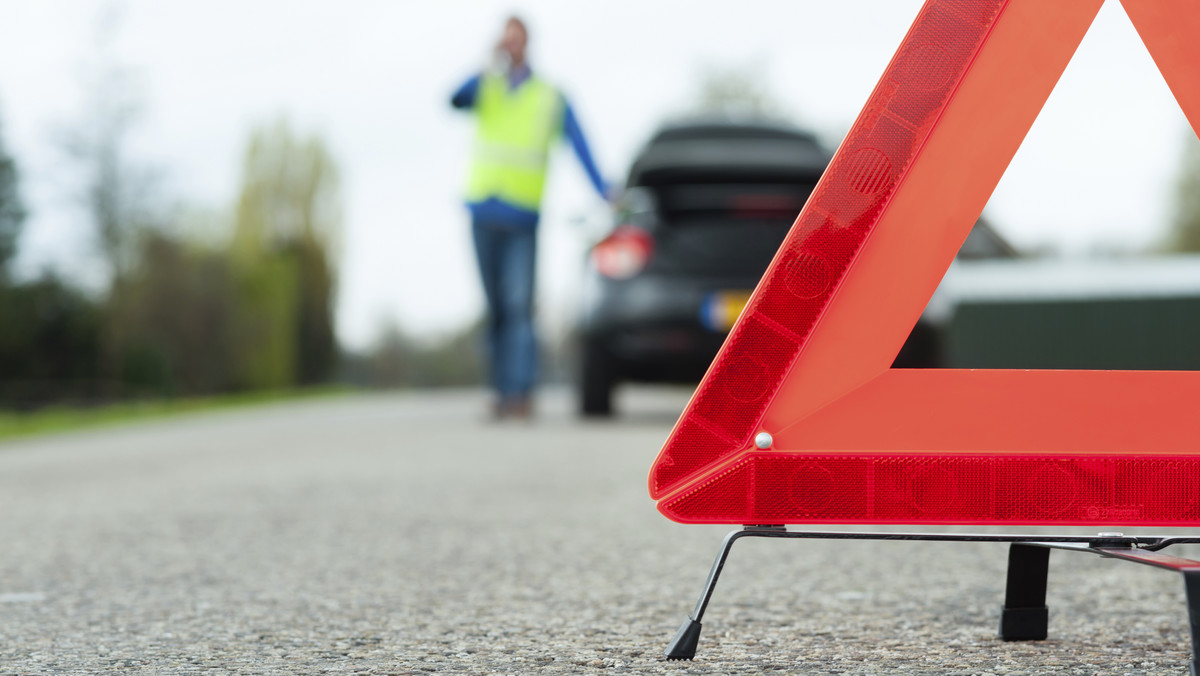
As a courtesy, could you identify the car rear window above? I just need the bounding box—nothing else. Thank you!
[628,137,828,187]
[657,183,815,223]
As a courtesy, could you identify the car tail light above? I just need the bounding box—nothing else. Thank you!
[591,225,655,280]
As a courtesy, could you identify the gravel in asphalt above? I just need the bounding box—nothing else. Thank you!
[0,387,1196,674]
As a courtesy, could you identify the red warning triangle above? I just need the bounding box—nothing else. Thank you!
[648,0,1200,526]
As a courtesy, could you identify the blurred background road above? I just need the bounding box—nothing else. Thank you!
[1,387,1196,674]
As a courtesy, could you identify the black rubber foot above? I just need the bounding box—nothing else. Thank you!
[664,617,702,660]
[998,605,1048,641]
[1191,659,1199,676]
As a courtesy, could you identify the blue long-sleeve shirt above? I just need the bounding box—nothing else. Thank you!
[452,69,608,227]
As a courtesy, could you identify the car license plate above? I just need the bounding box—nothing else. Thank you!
[700,291,753,332]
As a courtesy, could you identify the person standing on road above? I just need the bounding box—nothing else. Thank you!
[451,16,610,419]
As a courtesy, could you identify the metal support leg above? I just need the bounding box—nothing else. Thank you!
[1183,569,1200,676]
[1089,547,1200,675]
[661,531,1200,665]
[999,543,1049,641]
[665,528,771,660]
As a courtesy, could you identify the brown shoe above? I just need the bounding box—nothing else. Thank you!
[504,395,533,420]
[488,395,533,421]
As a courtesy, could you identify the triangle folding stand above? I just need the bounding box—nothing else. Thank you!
[648,1,1200,671]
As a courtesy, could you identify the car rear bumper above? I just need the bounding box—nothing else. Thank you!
[579,272,759,381]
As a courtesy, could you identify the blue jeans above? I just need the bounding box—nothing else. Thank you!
[472,219,537,399]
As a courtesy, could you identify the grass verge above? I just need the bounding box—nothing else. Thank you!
[0,386,352,443]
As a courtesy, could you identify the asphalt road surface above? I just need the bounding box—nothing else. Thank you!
[1,387,1197,674]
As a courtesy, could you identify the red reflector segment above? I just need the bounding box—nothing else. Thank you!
[660,453,1200,527]
[592,225,654,280]
[648,0,1200,526]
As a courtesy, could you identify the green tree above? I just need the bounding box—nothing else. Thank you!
[231,119,342,389]
[0,273,103,409]
[1167,131,1200,253]
[290,235,336,384]
[110,231,238,396]
[0,106,106,409]
[0,113,25,279]
[52,11,168,397]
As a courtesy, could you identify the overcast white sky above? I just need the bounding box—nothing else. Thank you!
[0,1,1192,349]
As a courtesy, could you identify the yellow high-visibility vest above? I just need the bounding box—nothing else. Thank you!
[465,72,563,212]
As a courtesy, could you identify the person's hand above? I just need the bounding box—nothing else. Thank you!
[605,185,621,205]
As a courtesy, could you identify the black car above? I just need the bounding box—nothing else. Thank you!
[574,120,1020,416]
[575,120,831,415]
